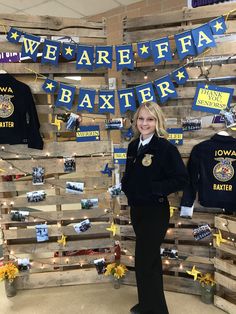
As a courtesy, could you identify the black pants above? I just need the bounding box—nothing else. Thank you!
[130,204,170,314]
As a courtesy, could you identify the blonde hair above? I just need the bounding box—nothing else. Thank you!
[132,102,168,139]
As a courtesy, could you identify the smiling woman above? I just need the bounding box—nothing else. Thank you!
[121,102,189,314]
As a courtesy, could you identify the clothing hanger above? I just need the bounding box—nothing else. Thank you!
[217,130,229,136]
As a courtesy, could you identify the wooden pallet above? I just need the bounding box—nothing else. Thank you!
[213,215,236,314]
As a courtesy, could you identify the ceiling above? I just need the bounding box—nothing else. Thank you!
[0,0,141,19]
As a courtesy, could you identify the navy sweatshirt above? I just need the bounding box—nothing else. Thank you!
[0,74,43,150]
[181,134,236,211]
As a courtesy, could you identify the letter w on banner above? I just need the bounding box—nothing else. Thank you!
[21,34,41,62]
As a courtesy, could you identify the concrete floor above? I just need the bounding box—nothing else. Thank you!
[0,283,225,314]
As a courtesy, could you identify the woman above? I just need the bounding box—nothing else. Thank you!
[121,102,188,314]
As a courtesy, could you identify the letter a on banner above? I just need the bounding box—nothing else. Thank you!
[192,24,216,54]
[98,90,115,114]
[21,34,41,62]
[55,83,76,109]
[77,88,96,113]
[76,45,94,71]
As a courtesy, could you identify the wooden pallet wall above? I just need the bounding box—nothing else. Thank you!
[0,14,117,289]
[117,3,236,295]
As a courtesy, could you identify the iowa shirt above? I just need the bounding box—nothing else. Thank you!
[0,74,43,149]
[181,134,236,211]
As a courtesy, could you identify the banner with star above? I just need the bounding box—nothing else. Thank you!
[172,67,189,85]
[6,27,22,43]
[192,84,234,114]
[137,41,152,59]
[7,14,227,68]
[62,43,76,60]
[167,128,183,145]
[76,125,100,142]
[42,78,58,93]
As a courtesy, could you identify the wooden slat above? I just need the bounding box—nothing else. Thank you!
[4,238,114,254]
[124,4,236,29]
[215,272,236,291]
[214,295,236,314]
[124,20,236,42]
[214,257,236,278]
[215,215,236,234]
[0,141,112,158]
[122,271,201,295]
[16,268,109,290]
[0,176,112,192]
[0,13,103,30]
[4,223,110,240]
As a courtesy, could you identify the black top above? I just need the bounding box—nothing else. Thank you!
[0,74,43,150]
[121,135,189,207]
[181,134,236,211]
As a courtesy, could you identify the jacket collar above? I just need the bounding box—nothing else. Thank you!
[211,134,236,143]
[131,135,160,155]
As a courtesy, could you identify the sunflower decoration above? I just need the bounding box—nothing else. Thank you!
[104,262,128,279]
[198,273,216,287]
[0,262,19,282]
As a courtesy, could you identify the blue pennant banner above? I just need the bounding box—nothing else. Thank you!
[41,39,61,65]
[135,82,157,105]
[151,37,172,65]
[154,75,178,103]
[6,27,23,43]
[21,34,41,62]
[42,78,58,94]
[174,30,196,60]
[115,44,134,71]
[95,46,113,69]
[137,41,151,59]
[76,45,94,71]
[192,83,234,114]
[98,90,115,114]
[172,67,189,85]
[77,88,96,113]
[76,125,100,142]
[167,128,183,145]
[192,24,216,54]
[62,43,76,60]
[209,16,227,35]
[114,148,127,165]
[118,88,136,113]
[55,83,76,109]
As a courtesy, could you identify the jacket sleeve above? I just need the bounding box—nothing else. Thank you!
[25,85,44,150]
[151,144,189,196]
[180,145,200,207]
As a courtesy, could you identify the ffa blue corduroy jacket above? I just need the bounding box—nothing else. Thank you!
[0,74,43,150]
[121,135,188,207]
[181,134,236,212]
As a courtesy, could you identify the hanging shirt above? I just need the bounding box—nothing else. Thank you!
[0,74,43,149]
[181,134,236,212]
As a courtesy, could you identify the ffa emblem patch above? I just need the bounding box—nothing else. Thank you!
[213,158,236,182]
[142,154,153,167]
[0,95,14,118]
